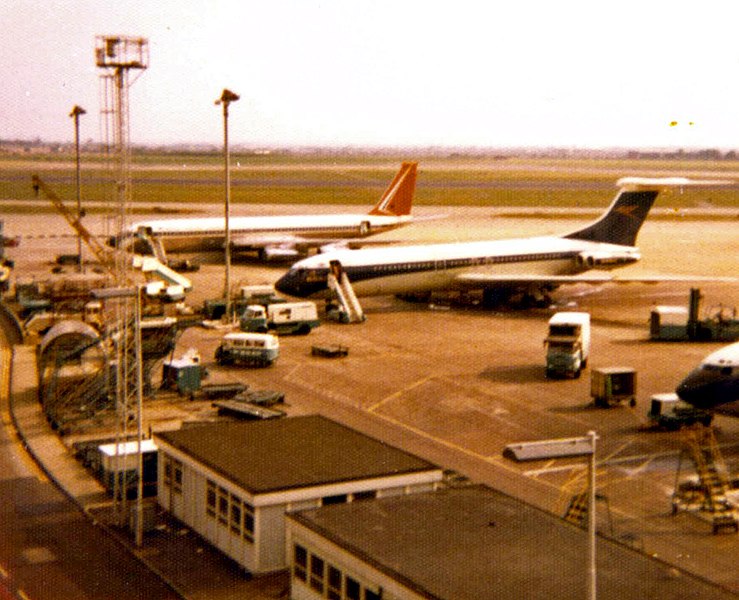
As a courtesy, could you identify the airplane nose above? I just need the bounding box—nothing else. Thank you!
[676,367,727,408]
[274,271,296,296]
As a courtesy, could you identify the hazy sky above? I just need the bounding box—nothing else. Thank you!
[3,0,738,149]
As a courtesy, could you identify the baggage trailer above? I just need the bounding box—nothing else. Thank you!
[591,367,636,407]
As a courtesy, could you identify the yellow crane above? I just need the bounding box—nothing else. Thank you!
[31,175,116,275]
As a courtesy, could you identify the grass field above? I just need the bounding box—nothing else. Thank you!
[1,151,738,213]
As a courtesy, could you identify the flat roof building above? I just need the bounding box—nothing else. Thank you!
[154,415,443,574]
[287,484,737,600]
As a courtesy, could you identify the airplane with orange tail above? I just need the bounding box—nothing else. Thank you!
[116,161,418,261]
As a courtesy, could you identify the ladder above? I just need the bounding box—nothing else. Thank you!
[327,260,364,323]
[564,492,589,526]
[680,425,738,534]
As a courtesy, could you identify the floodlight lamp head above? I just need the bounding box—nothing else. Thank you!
[216,89,240,105]
[69,105,87,118]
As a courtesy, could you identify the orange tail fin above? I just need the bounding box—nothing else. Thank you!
[368,161,417,216]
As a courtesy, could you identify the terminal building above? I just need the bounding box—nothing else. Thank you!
[286,484,737,600]
[153,415,443,574]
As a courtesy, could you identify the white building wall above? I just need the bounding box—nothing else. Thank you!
[287,519,427,600]
[155,439,443,577]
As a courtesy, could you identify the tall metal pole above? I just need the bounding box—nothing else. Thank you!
[587,430,597,600]
[69,105,86,273]
[216,89,239,321]
[134,285,144,547]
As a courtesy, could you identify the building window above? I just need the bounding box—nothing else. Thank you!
[242,501,255,543]
[217,486,229,525]
[206,480,216,517]
[309,554,325,593]
[353,490,376,502]
[163,456,183,494]
[230,501,242,535]
[346,576,361,600]
[327,564,343,600]
[322,494,348,506]
[293,544,307,583]
[291,547,382,600]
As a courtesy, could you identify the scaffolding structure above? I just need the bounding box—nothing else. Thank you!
[95,35,149,533]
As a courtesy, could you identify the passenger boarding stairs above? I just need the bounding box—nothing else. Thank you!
[327,260,365,323]
[674,425,738,534]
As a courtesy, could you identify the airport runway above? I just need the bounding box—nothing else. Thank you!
[4,206,739,594]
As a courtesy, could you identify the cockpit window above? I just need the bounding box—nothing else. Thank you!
[702,364,734,376]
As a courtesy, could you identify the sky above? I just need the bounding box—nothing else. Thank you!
[2,0,738,150]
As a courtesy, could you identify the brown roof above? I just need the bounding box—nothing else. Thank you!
[155,415,439,494]
[290,485,737,600]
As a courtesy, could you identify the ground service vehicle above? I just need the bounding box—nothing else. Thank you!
[240,301,320,335]
[215,332,279,367]
[646,393,713,429]
[544,312,591,378]
[591,367,637,407]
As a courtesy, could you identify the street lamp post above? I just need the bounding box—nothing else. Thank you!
[215,89,240,321]
[69,105,86,272]
[504,431,599,600]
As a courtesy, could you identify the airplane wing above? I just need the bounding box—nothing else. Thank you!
[231,234,412,258]
[456,273,739,286]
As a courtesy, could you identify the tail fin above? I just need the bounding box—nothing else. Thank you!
[564,178,664,246]
[368,161,417,216]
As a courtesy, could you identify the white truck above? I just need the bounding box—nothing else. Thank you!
[544,312,591,378]
[215,332,279,367]
[240,301,320,335]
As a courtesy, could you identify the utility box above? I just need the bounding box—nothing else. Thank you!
[544,312,591,379]
[162,349,203,395]
[591,367,636,407]
[98,439,158,499]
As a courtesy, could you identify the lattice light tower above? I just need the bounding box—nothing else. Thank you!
[95,35,148,530]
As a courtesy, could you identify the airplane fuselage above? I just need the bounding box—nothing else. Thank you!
[275,236,640,298]
[127,214,413,254]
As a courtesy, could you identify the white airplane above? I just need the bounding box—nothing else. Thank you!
[117,162,418,261]
[676,342,739,410]
[275,177,731,305]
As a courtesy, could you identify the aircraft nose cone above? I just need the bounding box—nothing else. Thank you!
[676,367,733,409]
[275,270,301,297]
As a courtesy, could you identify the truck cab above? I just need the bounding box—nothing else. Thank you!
[240,301,320,335]
[544,312,591,378]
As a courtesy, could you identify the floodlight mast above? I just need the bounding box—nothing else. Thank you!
[69,105,86,273]
[95,35,148,537]
[215,88,240,321]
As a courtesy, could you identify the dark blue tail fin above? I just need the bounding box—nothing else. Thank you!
[564,180,660,246]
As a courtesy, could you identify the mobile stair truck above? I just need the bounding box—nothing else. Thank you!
[215,332,279,367]
[544,312,591,378]
[240,301,320,335]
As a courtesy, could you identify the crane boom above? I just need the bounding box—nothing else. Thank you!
[31,175,116,274]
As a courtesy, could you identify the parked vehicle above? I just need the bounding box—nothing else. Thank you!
[544,312,591,378]
[215,332,279,367]
[240,301,320,335]
[591,367,636,407]
[646,393,713,429]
